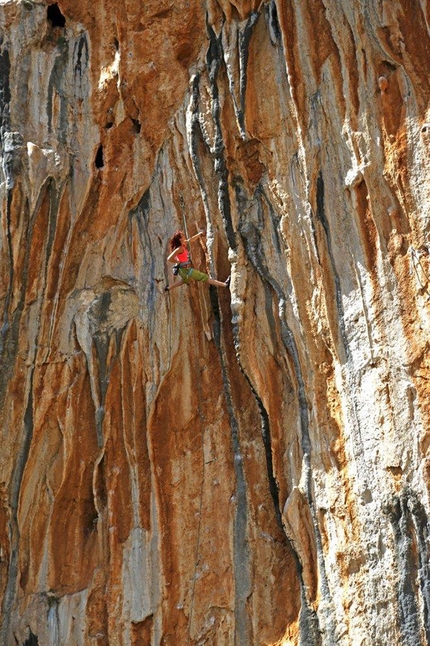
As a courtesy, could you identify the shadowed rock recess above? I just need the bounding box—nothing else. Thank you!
[0,0,429,644]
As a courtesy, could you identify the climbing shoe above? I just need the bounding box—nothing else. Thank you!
[164,285,169,292]
[225,276,231,288]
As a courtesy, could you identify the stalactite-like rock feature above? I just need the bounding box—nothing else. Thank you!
[1,0,429,644]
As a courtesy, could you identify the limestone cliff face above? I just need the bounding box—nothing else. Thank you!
[1,0,430,644]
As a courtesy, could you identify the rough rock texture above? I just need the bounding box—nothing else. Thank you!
[1,0,430,644]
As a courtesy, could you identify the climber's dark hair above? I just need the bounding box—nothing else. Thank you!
[169,230,186,251]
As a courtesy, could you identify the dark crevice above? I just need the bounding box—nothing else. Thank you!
[238,12,259,136]
[238,302,322,645]
[265,0,281,45]
[383,60,397,73]
[0,46,11,121]
[239,220,312,459]
[255,393,283,527]
[238,215,337,645]
[131,118,141,134]
[23,629,39,646]
[0,48,18,190]
[230,194,282,530]
[205,22,237,251]
[316,173,329,238]
[232,339,283,530]
[74,33,89,82]
[385,490,430,645]
[210,289,251,646]
[409,497,430,644]
[315,172,347,354]
[297,576,322,646]
[95,144,104,169]
[47,3,66,28]
[130,188,156,309]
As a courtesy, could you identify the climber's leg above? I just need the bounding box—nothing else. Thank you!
[165,278,185,292]
[207,276,230,288]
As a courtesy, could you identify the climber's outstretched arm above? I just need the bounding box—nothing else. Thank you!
[186,231,204,244]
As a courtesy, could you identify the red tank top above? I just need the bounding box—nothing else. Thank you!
[176,247,190,263]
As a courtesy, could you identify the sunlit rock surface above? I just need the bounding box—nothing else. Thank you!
[1,1,430,644]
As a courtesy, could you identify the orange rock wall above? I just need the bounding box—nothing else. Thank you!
[0,1,429,644]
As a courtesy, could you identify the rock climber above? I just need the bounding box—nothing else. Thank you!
[164,230,230,292]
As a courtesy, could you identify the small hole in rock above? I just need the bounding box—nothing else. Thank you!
[23,631,39,646]
[131,118,141,134]
[47,3,66,28]
[95,145,104,169]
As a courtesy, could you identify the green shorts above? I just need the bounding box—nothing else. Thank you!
[178,267,209,284]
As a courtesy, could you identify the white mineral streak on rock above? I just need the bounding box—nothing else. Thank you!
[98,48,120,90]
[344,166,364,189]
